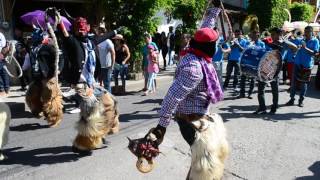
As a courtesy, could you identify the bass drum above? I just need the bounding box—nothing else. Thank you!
[240,47,282,82]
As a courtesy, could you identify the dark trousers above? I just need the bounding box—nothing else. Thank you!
[282,61,288,82]
[161,47,168,69]
[290,65,308,102]
[240,75,255,97]
[0,61,10,93]
[257,79,279,111]
[223,61,240,88]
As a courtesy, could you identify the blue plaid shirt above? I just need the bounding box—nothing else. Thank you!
[159,54,213,127]
[158,7,222,127]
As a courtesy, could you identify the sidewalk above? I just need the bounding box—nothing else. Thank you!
[0,67,176,106]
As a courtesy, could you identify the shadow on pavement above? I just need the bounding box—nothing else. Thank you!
[1,146,80,166]
[295,161,320,180]
[120,113,159,122]
[113,90,140,97]
[219,105,320,122]
[133,99,163,105]
[119,107,160,122]
[10,123,49,132]
[10,111,34,119]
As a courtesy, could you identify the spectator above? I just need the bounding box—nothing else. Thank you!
[153,30,161,50]
[14,28,29,91]
[0,30,10,96]
[113,34,130,94]
[142,33,158,91]
[160,32,168,70]
[97,27,115,93]
[167,26,175,66]
[144,45,159,96]
[174,28,182,64]
[178,33,192,61]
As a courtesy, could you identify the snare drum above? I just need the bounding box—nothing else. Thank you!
[240,47,282,82]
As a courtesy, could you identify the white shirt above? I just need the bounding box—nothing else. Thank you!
[0,32,6,51]
[97,39,114,68]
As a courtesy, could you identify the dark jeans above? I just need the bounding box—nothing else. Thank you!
[257,79,279,111]
[0,61,10,93]
[290,65,308,101]
[114,64,128,88]
[161,47,168,69]
[176,118,196,146]
[282,61,288,81]
[223,61,240,88]
[240,75,255,96]
[100,67,113,93]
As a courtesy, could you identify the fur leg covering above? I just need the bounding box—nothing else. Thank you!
[188,113,229,180]
[0,102,11,161]
[73,92,120,151]
[41,78,63,127]
[26,81,43,117]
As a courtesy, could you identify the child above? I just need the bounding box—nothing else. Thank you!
[144,45,159,95]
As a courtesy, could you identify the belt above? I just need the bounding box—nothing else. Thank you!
[175,112,211,122]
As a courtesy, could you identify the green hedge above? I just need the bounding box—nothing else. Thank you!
[248,0,289,30]
[290,2,315,22]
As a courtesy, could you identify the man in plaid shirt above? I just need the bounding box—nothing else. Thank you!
[144,0,224,161]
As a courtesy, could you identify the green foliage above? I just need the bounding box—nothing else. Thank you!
[172,0,207,33]
[248,0,289,30]
[88,0,166,73]
[86,0,208,72]
[290,2,315,22]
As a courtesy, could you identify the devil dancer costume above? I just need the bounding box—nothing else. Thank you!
[57,14,120,155]
[139,1,229,179]
[24,28,63,127]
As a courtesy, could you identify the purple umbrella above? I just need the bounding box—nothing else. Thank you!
[20,10,71,31]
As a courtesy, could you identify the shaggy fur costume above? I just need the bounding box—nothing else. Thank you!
[0,102,11,161]
[73,88,119,151]
[26,78,63,127]
[188,113,229,180]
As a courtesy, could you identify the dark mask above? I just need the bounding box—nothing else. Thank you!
[189,38,216,57]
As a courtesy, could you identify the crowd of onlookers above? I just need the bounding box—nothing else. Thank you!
[0,25,186,98]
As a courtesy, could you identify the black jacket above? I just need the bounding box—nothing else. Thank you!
[58,31,115,85]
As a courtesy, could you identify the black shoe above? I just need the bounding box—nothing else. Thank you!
[253,109,267,115]
[298,100,304,107]
[269,109,277,115]
[247,94,253,99]
[286,88,291,93]
[285,99,295,106]
[237,95,245,99]
[72,146,92,156]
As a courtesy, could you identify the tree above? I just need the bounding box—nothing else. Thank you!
[172,0,208,33]
[86,0,170,73]
[290,2,315,22]
[248,0,289,30]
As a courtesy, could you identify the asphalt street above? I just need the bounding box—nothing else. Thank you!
[0,68,320,180]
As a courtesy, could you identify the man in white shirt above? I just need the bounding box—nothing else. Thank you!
[0,30,10,96]
[97,27,115,93]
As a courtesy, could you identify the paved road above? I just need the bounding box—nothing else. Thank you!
[1,69,320,180]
